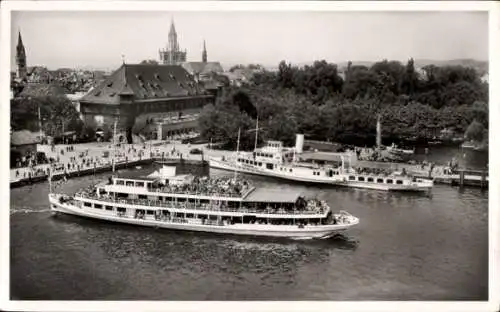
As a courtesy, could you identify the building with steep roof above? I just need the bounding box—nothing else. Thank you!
[159,20,187,65]
[79,63,214,143]
[182,62,224,77]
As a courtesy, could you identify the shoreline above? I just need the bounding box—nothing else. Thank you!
[10,141,487,189]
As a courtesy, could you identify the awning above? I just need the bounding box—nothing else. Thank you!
[243,188,302,204]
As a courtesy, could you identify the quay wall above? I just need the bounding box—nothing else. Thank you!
[10,143,487,189]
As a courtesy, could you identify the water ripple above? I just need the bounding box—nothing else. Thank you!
[9,164,488,300]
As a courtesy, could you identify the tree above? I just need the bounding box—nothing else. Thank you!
[400,58,419,97]
[465,120,485,142]
[201,58,489,146]
[10,95,83,136]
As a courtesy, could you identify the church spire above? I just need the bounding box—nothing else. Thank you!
[202,40,207,63]
[17,30,23,47]
[169,18,176,36]
[16,30,27,80]
[160,17,186,65]
[168,18,178,53]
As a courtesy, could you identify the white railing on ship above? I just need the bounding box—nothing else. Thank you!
[75,194,326,215]
[146,186,254,199]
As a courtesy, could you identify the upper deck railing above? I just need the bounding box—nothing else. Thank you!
[74,193,328,216]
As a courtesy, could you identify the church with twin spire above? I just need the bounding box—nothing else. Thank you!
[159,19,223,77]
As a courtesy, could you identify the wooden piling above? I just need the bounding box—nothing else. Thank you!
[459,170,465,187]
[481,171,486,189]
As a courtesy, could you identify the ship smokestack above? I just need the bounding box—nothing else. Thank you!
[295,134,304,154]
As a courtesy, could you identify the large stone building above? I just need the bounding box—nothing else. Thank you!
[159,20,187,65]
[79,63,214,143]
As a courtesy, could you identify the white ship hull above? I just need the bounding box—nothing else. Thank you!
[209,157,432,192]
[209,157,343,184]
[49,195,357,239]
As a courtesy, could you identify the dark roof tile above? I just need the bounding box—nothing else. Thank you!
[80,64,209,105]
[182,62,224,75]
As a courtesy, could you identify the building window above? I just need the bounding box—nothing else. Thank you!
[396,180,403,185]
[105,206,113,211]
[387,179,393,184]
[146,210,154,215]
[367,177,374,182]
[116,180,124,185]
[377,178,384,183]
[349,176,355,181]
[84,202,92,207]
[135,182,145,187]
[126,181,134,186]
[358,177,365,182]
[94,204,102,209]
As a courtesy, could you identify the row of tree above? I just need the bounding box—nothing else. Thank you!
[11,95,86,138]
[199,58,489,149]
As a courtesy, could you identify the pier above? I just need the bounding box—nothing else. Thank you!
[300,153,489,189]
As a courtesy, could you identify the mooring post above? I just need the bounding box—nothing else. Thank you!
[481,171,486,189]
[459,170,465,187]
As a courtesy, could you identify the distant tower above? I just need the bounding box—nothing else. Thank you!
[16,31,27,80]
[159,19,187,65]
[202,40,207,63]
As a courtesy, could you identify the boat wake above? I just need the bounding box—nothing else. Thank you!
[290,236,314,241]
[10,208,52,215]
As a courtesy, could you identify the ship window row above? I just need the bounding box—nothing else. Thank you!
[348,176,404,184]
[107,192,236,206]
[83,201,128,212]
[313,171,321,176]
[114,179,150,188]
[255,152,273,158]
[237,158,263,167]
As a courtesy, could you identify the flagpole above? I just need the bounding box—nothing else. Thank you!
[112,117,117,173]
[234,127,240,181]
[48,168,52,193]
[254,117,259,150]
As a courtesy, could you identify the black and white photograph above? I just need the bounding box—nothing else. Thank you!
[2,1,498,311]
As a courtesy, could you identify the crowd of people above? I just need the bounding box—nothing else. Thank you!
[11,143,157,183]
[157,176,253,198]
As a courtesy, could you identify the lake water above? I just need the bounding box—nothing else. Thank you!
[10,163,488,300]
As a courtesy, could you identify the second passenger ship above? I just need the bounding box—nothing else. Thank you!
[209,134,433,192]
[49,166,359,239]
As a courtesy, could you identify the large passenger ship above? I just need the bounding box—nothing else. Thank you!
[209,134,433,192]
[48,167,359,239]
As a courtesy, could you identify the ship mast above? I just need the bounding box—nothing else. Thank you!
[234,127,241,180]
[254,117,259,150]
[38,105,43,141]
[112,118,118,173]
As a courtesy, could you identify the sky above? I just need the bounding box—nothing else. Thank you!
[10,10,488,71]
